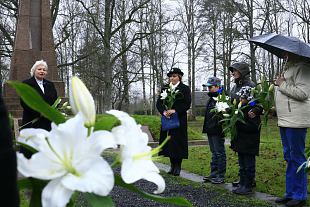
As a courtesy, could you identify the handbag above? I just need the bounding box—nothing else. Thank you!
[161,112,180,131]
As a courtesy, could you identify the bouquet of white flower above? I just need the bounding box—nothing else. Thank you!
[160,85,181,110]
[251,77,275,126]
[211,91,246,139]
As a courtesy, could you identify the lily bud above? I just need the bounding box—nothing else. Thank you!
[269,84,274,92]
[238,102,242,109]
[233,99,237,106]
[62,101,68,108]
[70,76,96,127]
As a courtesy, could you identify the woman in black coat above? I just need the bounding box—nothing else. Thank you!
[156,68,191,176]
[0,95,19,206]
[20,60,58,158]
[21,60,58,131]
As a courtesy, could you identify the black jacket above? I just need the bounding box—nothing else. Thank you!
[21,76,58,131]
[0,96,19,206]
[156,82,191,159]
[230,105,261,156]
[202,94,224,137]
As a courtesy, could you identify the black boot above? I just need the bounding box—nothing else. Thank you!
[233,176,253,195]
[173,159,182,176]
[168,158,175,174]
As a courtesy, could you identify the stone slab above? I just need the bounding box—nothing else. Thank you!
[141,125,154,142]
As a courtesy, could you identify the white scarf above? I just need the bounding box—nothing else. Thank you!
[170,81,180,90]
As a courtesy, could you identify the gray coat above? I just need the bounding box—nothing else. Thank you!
[275,61,310,128]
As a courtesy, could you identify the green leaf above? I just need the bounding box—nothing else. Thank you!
[115,175,192,207]
[84,193,115,207]
[29,178,48,207]
[18,178,32,189]
[8,81,65,124]
[16,141,38,154]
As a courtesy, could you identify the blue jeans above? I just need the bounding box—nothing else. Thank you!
[280,127,307,200]
[238,152,255,187]
[208,134,226,178]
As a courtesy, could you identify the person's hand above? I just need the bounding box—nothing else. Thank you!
[166,109,176,116]
[274,74,285,86]
[248,110,256,118]
[163,111,170,118]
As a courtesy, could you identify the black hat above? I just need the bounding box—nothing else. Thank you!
[167,68,184,77]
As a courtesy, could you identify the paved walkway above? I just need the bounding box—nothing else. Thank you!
[155,162,285,207]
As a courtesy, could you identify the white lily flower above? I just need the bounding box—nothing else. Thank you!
[216,102,230,112]
[17,113,116,207]
[160,90,168,100]
[107,110,165,194]
[18,128,50,149]
[69,76,96,128]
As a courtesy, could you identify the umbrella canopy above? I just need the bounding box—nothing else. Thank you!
[248,33,310,60]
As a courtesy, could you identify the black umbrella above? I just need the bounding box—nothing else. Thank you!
[248,33,310,60]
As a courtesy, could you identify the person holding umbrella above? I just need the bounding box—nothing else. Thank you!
[249,33,310,207]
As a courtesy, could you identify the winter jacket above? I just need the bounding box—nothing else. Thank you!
[230,105,261,156]
[275,61,310,128]
[202,94,224,137]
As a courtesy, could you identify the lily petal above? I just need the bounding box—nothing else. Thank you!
[121,159,159,183]
[89,130,117,153]
[62,157,114,196]
[17,152,65,180]
[143,172,165,194]
[42,178,73,207]
[18,128,49,149]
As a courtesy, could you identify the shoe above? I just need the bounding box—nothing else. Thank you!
[275,197,292,204]
[167,168,174,175]
[232,180,240,187]
[203,176,214,183]
[232,180,256,187]
[211,177,225,184]
[173,167,181,176]
[232,186,253,195]
[285,199,306,207]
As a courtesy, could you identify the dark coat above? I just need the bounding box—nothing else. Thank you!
[156,82,191,159]
[21,76,58,131]
[0,96,19,206]
[230,105,261,156]
[202,94,224,137]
